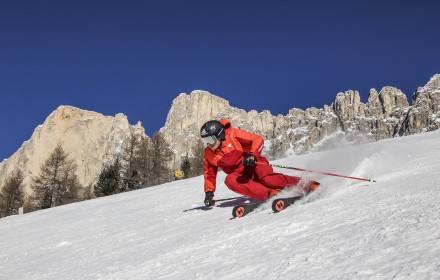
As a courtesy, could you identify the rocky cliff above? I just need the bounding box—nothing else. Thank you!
[0,106,147,192]
[404,75,440,134]
[160,91,284,166]
[1,75,439,193]
[161,74,440,167]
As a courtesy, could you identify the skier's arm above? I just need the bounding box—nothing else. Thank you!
[203,157,218,193]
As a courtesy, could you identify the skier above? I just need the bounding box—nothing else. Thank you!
[200,119,319,207]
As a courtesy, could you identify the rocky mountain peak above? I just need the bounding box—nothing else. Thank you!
[1,75,439,193]
[404,74,440,134]
[0,106,147,192]
[333,90,365,119]
[161,75,438,167]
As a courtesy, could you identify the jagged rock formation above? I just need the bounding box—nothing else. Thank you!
[162,75,440,168]
[161,91,282,166]
[403,75,440,134]
[0,106,147,193]
[331,86,409,141]
[1,75,439,193]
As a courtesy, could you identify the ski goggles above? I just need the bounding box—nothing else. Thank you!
[201,135,218,146]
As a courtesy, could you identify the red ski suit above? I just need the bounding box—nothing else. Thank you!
[203,119,301,200]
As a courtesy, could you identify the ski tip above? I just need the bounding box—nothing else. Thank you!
[370,179,377,183]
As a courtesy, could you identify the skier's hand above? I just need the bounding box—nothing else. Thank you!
[242,153,257,167]
[204,191,215,207]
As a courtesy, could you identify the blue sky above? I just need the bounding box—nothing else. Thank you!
[1,0,439,160]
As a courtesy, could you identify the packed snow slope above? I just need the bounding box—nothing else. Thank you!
[1,130,440,280]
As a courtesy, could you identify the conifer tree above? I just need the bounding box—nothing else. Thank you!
[133,138,154,187]
[150,132,173,185]
[94,159,122,197]
[30,144,80,210]
[120,130,141,191]
[190,139,205,177]
[180,155,191,178]
[0,170,25,218]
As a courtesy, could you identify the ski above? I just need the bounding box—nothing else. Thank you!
[272,196,304,213]
[232,195,305,218]
[232,201,265,218]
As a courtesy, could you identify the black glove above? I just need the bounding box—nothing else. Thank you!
[242,153,257,167]
[204,191,215,207]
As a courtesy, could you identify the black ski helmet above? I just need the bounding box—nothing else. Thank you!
[200,120,225,145]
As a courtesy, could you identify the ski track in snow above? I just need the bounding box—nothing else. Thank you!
[1,130,440,279]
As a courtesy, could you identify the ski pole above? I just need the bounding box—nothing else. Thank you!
[258,162,376,182]
[214,196,244,203]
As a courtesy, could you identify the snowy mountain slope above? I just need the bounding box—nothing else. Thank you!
[1,131,439,280]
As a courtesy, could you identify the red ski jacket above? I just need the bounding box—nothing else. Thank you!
[203,119,264,193]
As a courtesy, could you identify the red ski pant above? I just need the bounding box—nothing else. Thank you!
[224,161,301,201]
